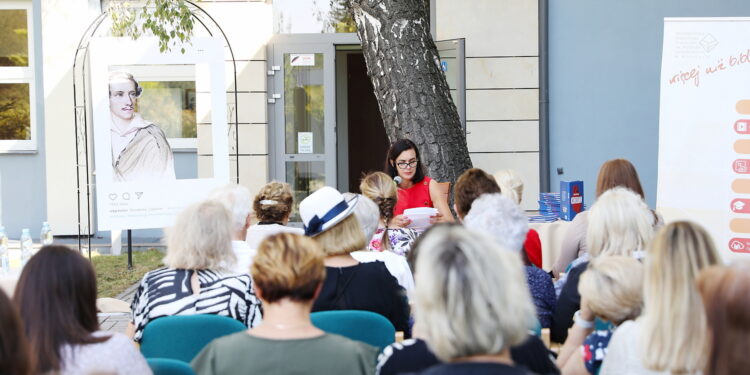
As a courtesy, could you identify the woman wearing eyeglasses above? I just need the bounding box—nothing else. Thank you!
[384,139,454,227]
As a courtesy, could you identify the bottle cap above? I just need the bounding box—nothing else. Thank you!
[22,228,30,234]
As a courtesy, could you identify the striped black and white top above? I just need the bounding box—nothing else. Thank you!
[130,268,263,342]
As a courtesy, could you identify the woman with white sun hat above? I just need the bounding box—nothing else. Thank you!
[301,186,411,336]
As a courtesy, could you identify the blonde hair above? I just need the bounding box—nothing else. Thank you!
[312,214,366,256]
[251,233,326,304]
[253,181,294,222]
[164,200,235,271]
[494,169,524,205]
[640,221,720,373]
[414,225,534,362]
[586,187,654,258]
[360,172,398,250]
[578,256,643,325]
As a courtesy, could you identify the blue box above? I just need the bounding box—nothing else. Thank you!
[560,180,584,221]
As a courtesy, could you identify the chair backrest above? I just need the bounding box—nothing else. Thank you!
[310,310,396,351]
[146,358,195,375]
[140,314,247,362]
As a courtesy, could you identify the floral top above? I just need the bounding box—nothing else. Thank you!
[368,227,418,256]
[582,323,615,374]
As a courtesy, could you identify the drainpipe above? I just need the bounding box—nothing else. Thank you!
[539,0,550,192]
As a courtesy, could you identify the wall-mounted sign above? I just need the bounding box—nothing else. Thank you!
[298,132,313,153]
[290,54,315,66]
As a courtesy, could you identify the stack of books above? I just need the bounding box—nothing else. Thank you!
[528,193,561,223]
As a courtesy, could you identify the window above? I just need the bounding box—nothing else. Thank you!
[0,2,36,152]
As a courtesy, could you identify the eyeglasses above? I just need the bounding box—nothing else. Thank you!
[396,160,418,169]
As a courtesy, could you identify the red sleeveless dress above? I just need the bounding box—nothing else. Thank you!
[394,176,433,216]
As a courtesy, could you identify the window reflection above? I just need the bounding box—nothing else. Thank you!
[0,9,29,67]
[0,83,31,140]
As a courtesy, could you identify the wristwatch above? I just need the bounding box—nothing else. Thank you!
[574,310,594,329]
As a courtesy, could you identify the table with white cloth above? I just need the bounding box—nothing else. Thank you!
[529,220,573,271]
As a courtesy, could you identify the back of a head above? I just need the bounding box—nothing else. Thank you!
[586,187,654,258]
[413,225,534,362]
[697,262,750,375]
[453,168,501,219]
[0,288,33,375]
[14,245,102,373]
[360,172,398,224]
[494,169,524,205]
[463,193,528,252]
[208,183,253,232]
[596,158,645,198]
[314,214,366,256]
[578,256,644,325]
[253,181,294,223]
[640,221,721,373]
[344,192,380,240]
[251,233,326,304]
[165,200,235,271]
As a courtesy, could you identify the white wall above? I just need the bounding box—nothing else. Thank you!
[437,0,540,210]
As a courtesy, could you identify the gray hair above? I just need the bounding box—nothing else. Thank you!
[208,184,253,232]
[164,200,236,271]
[463,193,528,252]
[344,192,379,240]
[414,225,535,362]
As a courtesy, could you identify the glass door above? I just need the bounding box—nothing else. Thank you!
[271,43,336,220]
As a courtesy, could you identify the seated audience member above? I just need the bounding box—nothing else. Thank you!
[300,186,410,335]
[552,187,653,343]
[192,233,377,375]
[388,224,549,374]
[360,171,418,256]
[464,194,556,328]
[453,168,501,221]
[557,256,644,375]
[129,200,262,342]
[246,181,303,248]
[495,169,543,268]
[346,192,415,291]
[209,183,255,273]
[0,289,33,375]
[553,159,662,277]
[601,222,720,375]
[697,262,750,375]
[15,245,151,374]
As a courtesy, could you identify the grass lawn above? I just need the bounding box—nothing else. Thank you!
[93,249,165,298]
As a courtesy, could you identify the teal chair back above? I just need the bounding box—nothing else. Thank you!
[310,310,395,351]
[147,358,195,375]
[140,315,247,362]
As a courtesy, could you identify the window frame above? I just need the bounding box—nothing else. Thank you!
[0,1,37,153]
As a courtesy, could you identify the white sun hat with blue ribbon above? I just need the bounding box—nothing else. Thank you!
[299,186,360,237]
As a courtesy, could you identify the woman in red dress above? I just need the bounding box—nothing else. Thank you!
[384,139,453,227]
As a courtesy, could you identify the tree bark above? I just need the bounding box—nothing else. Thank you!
[349,0,472,184]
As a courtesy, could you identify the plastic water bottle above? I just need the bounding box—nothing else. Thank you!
[20,228,32,266]
[40,221,53,245]
[0,227,7,274]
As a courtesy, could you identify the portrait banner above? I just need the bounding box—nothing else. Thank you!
[658,18,750,261]
[89,37,230,230]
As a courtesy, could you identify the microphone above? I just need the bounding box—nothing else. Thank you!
[394,176,402,186]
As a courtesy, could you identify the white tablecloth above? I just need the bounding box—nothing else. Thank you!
[530,220,573,271]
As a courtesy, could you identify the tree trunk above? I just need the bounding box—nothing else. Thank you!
[349,0,472,184]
